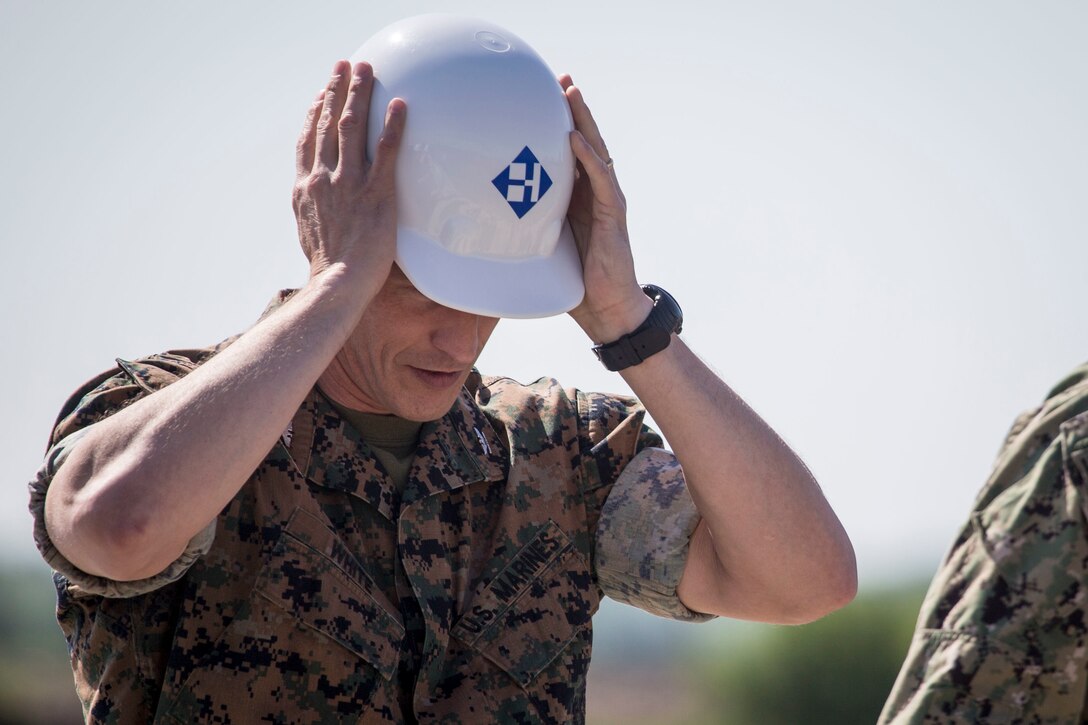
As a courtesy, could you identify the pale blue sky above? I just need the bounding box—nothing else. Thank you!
[3,0,1087,596]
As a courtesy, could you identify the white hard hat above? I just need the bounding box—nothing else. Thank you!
[352,14,584,319]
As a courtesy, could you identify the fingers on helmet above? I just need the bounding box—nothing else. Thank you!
[565,84,609,162]
[337,62,374,177]
[296,89,325,176]
[368,98,406,188]
[571,130,618,199]
[315,60,351,171]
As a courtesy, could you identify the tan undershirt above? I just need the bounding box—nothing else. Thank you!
[331,403,422,490]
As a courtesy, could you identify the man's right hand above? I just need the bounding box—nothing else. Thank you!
[43,61,407,585]
[293,60,406,294]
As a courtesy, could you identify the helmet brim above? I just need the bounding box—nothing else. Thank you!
[396,220,585,319]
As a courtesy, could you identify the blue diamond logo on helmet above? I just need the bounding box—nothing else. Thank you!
[492,146,553,219]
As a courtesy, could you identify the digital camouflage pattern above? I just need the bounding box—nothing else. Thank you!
[881,362,1088,724]
[30,295,706,723]
[596,447,706,620]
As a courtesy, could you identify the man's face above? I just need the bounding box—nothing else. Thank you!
[328,266,500,421]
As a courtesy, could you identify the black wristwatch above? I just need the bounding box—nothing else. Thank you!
[592,285,683,372]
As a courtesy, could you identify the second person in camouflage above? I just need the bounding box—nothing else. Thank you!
[881,364,1088,724]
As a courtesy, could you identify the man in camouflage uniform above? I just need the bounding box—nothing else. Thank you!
[881,364,1088,723]
[30,58,857,723]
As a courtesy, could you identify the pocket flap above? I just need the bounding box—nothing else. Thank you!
[452,520,594,687]
[255,509,404,681]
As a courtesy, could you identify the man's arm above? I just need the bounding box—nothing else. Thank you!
[561,77,856,624]
[45,61,405,583]
[624,339,856,624]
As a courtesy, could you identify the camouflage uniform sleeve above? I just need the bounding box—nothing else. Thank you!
[577,390,713,622]
[595,447,713,622]
[27,352,218,599]
[880,393,1088,722]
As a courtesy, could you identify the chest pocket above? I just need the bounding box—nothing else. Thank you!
[451,519,598,689]
[254,508,405,677]
[163,509,404,724]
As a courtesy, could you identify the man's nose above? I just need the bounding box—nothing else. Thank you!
[431,309,487,365]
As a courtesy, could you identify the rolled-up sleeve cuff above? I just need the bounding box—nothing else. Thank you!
[28,427,215,599]
[595,447,715,622]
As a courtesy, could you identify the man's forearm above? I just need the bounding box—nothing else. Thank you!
[45,266,376,582]
[45,59,408,585]
[619,337,857,623]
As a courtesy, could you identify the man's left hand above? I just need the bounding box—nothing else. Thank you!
[560,76,653,344]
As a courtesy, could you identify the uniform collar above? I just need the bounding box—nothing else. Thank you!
[402,373,508,506]
[286,389,397,520]
[283,374,507,515]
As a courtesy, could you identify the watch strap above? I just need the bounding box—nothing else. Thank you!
[592,285,683,372]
